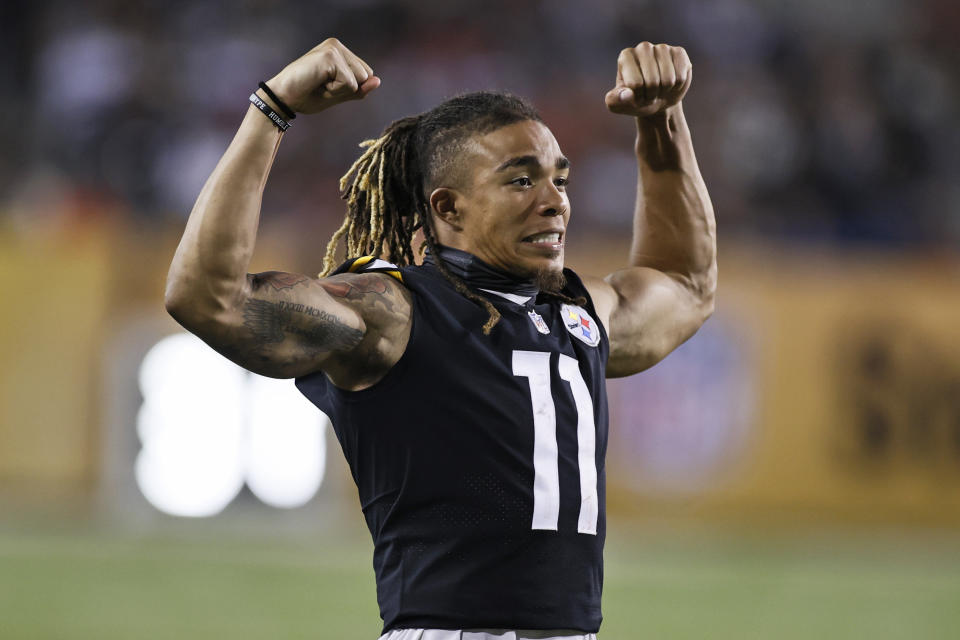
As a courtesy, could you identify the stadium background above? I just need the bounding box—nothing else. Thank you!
[1,0,959,638]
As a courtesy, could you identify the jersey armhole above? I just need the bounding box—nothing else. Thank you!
[307,258,419,401]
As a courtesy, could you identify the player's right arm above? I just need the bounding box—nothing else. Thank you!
[165,39,410,381]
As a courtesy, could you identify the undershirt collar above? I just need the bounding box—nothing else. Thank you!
[422,246,539,301]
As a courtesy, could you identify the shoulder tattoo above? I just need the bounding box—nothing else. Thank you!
[320,273,408,318]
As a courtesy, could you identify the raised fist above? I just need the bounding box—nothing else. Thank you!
[605,42,692,118]
[265,38,380,115]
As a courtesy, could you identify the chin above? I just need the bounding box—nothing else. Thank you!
[534,264,566,292]
[512,253,565,291]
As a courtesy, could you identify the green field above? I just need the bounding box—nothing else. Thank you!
[1,524,958,639]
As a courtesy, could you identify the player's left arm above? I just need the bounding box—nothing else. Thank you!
[582,42,717,378]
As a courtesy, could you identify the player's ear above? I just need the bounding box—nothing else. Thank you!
[429,187,463,231]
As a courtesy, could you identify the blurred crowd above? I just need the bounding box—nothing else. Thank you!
[1,0,957,248]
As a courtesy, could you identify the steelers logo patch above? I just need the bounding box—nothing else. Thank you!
[561,304,601,347]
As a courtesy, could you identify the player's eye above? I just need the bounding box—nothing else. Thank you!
[554,176,570,189]
[510,176,533,187]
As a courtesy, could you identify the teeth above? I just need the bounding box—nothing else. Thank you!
[526,232,561,243]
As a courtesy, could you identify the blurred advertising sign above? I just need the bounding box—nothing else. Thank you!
[607,316,754,495]
[5,231,959,527]
[603,249,960,525]
[833,321,960,475]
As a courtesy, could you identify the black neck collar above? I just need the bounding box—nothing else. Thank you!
[423,246,539,299]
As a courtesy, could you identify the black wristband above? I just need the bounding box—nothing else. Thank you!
[249,93,291,131]
[258,81,296,120]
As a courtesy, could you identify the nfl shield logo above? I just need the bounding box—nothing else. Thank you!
[561,304,601,347]
[528,310,551,335]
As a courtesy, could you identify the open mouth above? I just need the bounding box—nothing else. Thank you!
[522,231,563,246]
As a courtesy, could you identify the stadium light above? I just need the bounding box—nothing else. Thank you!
[135,333,328,517]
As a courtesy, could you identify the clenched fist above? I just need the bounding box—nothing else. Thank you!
[605,42,692,118]
[265,38,380,115]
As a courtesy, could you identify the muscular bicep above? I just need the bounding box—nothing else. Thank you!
[168,270,390,379]
[582,267,712,378]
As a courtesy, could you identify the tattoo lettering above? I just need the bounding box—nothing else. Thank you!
[242,297,363,353]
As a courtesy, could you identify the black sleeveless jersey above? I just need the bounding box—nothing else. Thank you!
[295,259,609,634]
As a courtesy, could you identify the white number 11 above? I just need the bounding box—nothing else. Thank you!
[512,350,598,535]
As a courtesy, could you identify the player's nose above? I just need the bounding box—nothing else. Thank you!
[538,182,567,217]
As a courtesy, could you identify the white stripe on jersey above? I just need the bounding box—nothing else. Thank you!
[366,258,400,271]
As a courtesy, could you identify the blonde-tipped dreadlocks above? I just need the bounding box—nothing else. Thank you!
[322,137,392,276]
[322,92,583,335]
